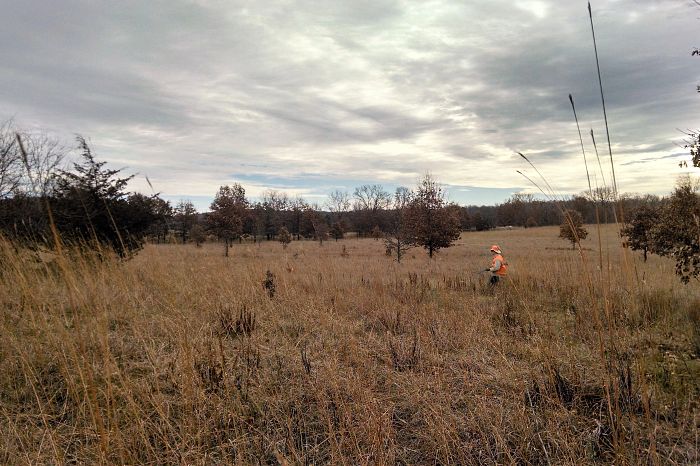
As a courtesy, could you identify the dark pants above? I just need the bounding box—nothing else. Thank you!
[489,275,500,286]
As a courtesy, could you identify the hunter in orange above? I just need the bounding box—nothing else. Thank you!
[485,244,507,285]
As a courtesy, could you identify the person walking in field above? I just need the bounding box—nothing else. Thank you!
[484,244,507,285]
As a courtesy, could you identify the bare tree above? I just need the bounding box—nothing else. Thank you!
[384,187,416,263]
[1,122,66,199]
[586,186,615,203]
[262,189,289,211]
[18,131,66,196]
[353,184,391,212]
[327,189,350,215]
[0,120,21,199]
[353,184,391,236]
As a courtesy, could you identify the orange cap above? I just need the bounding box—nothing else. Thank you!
[490,245,501,254]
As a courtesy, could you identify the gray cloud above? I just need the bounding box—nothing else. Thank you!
[0,0,698,204]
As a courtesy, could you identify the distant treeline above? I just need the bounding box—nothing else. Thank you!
[0,120,692,261]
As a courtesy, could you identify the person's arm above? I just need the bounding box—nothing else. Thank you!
[488,259,502,273]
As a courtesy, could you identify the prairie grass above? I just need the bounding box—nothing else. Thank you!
[1,225,699,464]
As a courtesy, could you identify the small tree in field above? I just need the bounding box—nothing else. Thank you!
[174,200,198,243]
[649,177,700,284]
[278,226,292,249]
[302,207,329,245]
[406,175,461,258]
[315,222,329,245]
[371,225,382,240]
[384,187,416,263]
[559,209,588,249]
[207,184,247,257]
[189,224,206,247]
[330,221,345,241]
[622,203,659,261]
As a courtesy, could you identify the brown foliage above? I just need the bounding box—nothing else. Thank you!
[559,209,588,249]
[277,226,292,249]
[207,184,247,256]
[405,175,461,258]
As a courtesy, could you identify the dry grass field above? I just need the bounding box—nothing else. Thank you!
[1,225,699,464]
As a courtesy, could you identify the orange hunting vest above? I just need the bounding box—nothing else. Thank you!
[491,254,508,276]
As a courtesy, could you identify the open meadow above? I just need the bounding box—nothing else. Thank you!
[1,225,699,464]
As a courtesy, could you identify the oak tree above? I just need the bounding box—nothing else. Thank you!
[406,175,461,258]
[559,209,588,249]
[208,184,248,256]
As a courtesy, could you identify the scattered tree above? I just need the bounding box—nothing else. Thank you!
[384,187,416,263]
[330,221,345,241]
[207,184,248,257]
[621,203,659,261]
[173,200,198,243]
[189,224,206,247]
[143,196,172,244]
[353,184,391,236]
[649,177,700,283]
[259,189,288,240]
[559,209,588,249]
[302,206,329,245]
[278,226,292,249]
[314,220,329,246]
[288,195,308,240]
[406,175,461,258]
[327,189,351,217]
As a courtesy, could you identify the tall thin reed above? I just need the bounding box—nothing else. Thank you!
[588,2,619,199]
[569,94,593,197]
[590,129,608,190]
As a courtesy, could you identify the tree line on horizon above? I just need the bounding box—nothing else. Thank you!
[0,119,698,279]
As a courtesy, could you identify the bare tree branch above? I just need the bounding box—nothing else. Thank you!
[0,119,21,199]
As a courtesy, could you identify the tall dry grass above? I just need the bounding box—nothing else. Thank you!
[1,226,699,464]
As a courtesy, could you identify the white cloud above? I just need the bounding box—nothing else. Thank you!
[516,0,550,19]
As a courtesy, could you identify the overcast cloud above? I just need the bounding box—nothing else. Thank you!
[1,0,698,209]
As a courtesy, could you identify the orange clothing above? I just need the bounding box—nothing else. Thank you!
[490,254,508,276]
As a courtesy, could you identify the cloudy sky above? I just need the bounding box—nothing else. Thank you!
[1,0,698,209]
